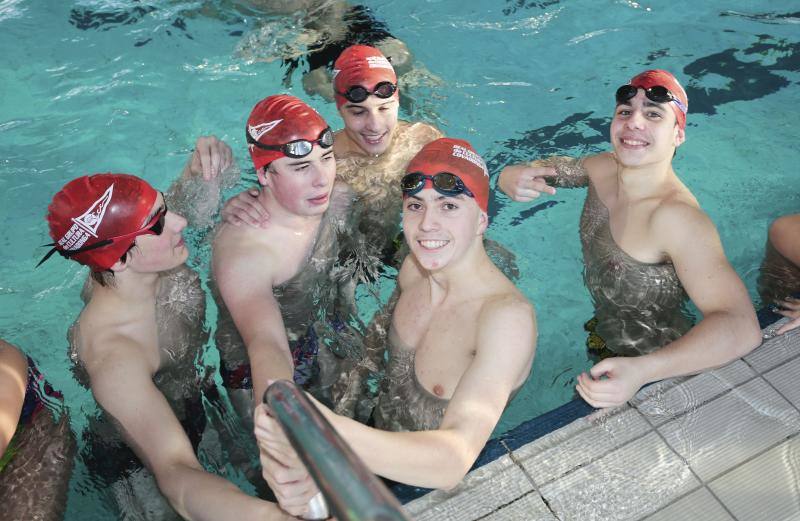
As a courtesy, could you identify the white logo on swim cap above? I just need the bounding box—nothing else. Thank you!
[452,145,489,178]
[332,69,341,79]
[58,183,114,251]
[366,56,394,71]
[249,119,283,142]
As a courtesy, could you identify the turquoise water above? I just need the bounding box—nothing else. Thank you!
[1,0,799,517]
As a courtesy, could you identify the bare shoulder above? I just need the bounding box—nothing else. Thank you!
[584,152,617,177]
[213,222,278,272]
[769,214,800,255]
[650,195,722,256]
[399,120,443,143]
[480,291,535,326]
[0,339,27,379]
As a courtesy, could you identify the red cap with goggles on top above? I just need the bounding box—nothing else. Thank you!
[403,138,490,213]
[41,173,160,272]
[333,45,398,109]
[626,69,689,130]
[246,95,331,171]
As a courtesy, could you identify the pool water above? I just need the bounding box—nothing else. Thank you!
[1,0,798,518]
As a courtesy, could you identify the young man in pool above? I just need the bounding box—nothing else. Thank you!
[759,213,800,334]
[212,94,365,435]
[497,69,761,408]
[253,138,536,516]
[0,338,74,521]
[42,137,294,520]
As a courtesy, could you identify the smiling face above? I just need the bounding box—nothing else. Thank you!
[338,95,399,156]
[259,145,337,217]
[121,193,189,273]
[402,188,486,272]
[610,89,685,168]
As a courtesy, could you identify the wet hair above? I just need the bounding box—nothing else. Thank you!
[89,244,135,287]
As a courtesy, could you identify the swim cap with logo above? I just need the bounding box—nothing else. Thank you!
[333,45,397,109]
[405,138,490,213]
[43,174,158,271]
[246,95,329,171]
[629,69,689,130]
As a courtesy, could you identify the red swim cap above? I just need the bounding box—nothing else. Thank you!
[45,174,158,271]
[406,138,490,213]
[246,95,329,171]
[630,69,688,130]
[333,45,397,109]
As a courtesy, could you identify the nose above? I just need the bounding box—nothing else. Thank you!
[419,205,439,232]
[310,164,330,188]
[364,109,381,132]
[626,109,646,129]
[167,211,188,232]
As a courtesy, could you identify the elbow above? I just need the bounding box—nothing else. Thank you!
[434,444,476,491]
[731,313,762,359]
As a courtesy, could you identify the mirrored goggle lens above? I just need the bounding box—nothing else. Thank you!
[344,86,369,103]
[318,128,334,148]
[372,81,397,98]
[285,141,313,158]
[401,173,425,192]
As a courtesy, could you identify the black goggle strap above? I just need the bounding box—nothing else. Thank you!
[402,173,474,198]
[616,84,687,114]
[35,239,113,268]
[340,82,397,102]
[247,128,333,155]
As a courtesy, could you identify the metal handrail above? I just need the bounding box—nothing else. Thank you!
[264,380,411,521]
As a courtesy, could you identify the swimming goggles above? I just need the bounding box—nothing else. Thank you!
[401,172,475,198]
[247,127,334,159]
[615,84,687,114]
[36,200,168,267]
[337,81,397,104]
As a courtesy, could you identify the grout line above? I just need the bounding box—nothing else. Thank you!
[501,440,562,520]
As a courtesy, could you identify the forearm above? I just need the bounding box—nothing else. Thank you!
[635,309,761,384]
[329,414,479,490]
[533,155,590,188]
[248,341,295,405]
[154,461,282,521]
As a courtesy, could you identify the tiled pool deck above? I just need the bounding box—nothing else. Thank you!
[402,319,800,520]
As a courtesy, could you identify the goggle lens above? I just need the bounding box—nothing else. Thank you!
[341,81,397,103]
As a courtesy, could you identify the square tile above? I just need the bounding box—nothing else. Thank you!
[539,432,699,521]
[481,491,558,521]
[516,407,651,486]
[658,378,800,482]
[635,360,757,426]
[744,323,800,374]
[710,436,800,521]
[765,356,800,411]
[642,487,734,521]
[405,454,534,521]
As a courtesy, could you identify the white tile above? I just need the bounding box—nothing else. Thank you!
[481,492,558,521]
[710,436,800,521]
[516,407,651,486]
[635,360,756,426]
[539,432,699,521]
[745,323,800,374]
[405,454,534,521]
[643,487,734,521]
[765,356,800,411]
[658,378,800,482]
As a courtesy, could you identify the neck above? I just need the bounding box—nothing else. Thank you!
[615,154,676,199]
[93,269,160,305]
[422,237,491,305]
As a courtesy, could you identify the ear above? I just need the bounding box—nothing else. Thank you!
[256,166,269,187]
[110,258,128,273]
[674,125,686,148]
[477,211,489,235]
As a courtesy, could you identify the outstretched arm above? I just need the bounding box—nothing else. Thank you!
[257,298,536,492]
[165,135,239,229]
[498,154,598,202]
[577,205,761,408]
[0,339,27,456]
[84,337,286,521]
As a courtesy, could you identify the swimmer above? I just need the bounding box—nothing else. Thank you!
[758,213,800,334]
[498,69,761,408]
[254,138,536,516]
[0,339,75,521]
[239,1,437,108]
[41,138,293,520]
[223,44,442,259]
[212,95,362,439]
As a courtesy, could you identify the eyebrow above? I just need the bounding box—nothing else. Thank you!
[287,160,311,167]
